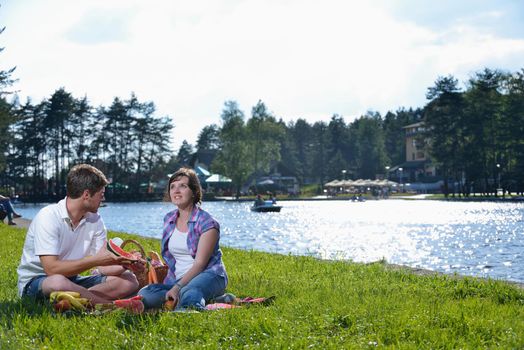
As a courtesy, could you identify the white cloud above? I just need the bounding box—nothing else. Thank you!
[1,0,523,150]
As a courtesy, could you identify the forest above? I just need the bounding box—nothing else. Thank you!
[1,22,523,200]
[190,68,524,198]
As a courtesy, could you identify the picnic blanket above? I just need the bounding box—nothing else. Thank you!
[50,292,275,314]
[205,296,276,310]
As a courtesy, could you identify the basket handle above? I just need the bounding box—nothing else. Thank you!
[120,239,146,258]
[147,251,165,265]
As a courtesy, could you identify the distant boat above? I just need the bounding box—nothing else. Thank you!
[251,200,282,213]
[350,195,366,202]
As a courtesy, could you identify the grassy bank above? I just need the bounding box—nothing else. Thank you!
[1,225,523,349]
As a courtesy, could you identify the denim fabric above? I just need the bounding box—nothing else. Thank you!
[22,274,107,299]
[138,271,226,310]
[0,199,14,222]
[0,204,6,221]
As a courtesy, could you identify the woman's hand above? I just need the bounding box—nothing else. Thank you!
[165,284,181,306]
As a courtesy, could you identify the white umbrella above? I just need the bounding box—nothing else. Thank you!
[352,179,366,186]
[341,179,354,187]
[258,179,275,185]
[206,174,232,183]
[325,179,342,187]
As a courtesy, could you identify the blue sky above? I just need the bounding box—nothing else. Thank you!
[1,0,523,150]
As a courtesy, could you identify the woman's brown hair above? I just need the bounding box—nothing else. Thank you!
[164,167,202,205]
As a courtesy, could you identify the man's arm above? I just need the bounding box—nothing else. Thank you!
[40,245,128,276]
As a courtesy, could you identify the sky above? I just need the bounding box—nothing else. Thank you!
[1,0,524,151]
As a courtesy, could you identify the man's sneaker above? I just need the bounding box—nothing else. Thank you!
[8,221,16,225]
[13,213,22,218]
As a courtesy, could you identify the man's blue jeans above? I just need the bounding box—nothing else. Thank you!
[22,274,107,300]
[138,271,226,310]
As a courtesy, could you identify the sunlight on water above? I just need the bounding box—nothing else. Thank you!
[16,199,524,283]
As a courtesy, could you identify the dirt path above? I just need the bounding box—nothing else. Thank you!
[5,217,31,229]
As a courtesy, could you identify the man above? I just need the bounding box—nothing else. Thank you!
[17,164,141,304]
[254,194,265,207]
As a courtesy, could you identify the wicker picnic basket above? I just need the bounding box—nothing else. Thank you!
[121,239,168,288]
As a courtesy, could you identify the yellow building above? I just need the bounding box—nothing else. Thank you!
[402,122,437,181]
[389,122,439,192]
[404,122,427,162]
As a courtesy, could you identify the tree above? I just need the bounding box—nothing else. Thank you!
[68,96,96,164]
[212,101,252,198]
[128,97,172,191]
[247,100,284,188]
[326,115,351,180]
[8,100,47,195]
[288,118,314,184]
[501,69,524,194]
[350,113,388,179]
[101,96,137,191]
[276,118,300,180]
[326,150,348,182]
[0,25,16,175]
[43,88,76,197]
[176,140,194,166]
[423,75,465,196]
[142,115,173,182]
[310,121,330,189]
[463,69,505,195]
[0,97,12,174]
[196,124,220,152]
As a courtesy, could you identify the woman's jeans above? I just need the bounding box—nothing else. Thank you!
[138,271,226,310]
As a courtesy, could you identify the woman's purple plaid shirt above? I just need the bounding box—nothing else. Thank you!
[161,206,228,285]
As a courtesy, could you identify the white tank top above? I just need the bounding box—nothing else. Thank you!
[167,226,195,279]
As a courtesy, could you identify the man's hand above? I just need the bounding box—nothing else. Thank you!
[94,244,131,266]
[122,259,147,273]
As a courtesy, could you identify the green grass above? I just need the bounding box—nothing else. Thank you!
[1,225,523,349]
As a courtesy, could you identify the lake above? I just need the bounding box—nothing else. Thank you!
[16,199,524,284]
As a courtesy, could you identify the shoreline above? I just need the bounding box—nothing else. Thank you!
[9,217,523,290]
[215,195,524,203]
[16,194,524,204]
[382,263,524,290]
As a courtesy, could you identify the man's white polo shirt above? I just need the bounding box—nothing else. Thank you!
[17,198,107,296]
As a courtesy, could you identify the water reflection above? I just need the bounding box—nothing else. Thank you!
[16,200,524,283]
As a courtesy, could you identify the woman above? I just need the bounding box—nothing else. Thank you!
[138,168,228,310]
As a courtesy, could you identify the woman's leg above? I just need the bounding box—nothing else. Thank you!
[137,283,173,310]
[0,199,19,224]
[177,271,226,310]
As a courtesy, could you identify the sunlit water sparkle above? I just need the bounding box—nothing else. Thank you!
[16,200,524,283]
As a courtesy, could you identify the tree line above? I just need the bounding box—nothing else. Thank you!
[189,100,418,197]
[424,69,524,196]
[191,68,524,198]
[1,25,523,199]
[1,88,173,200]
